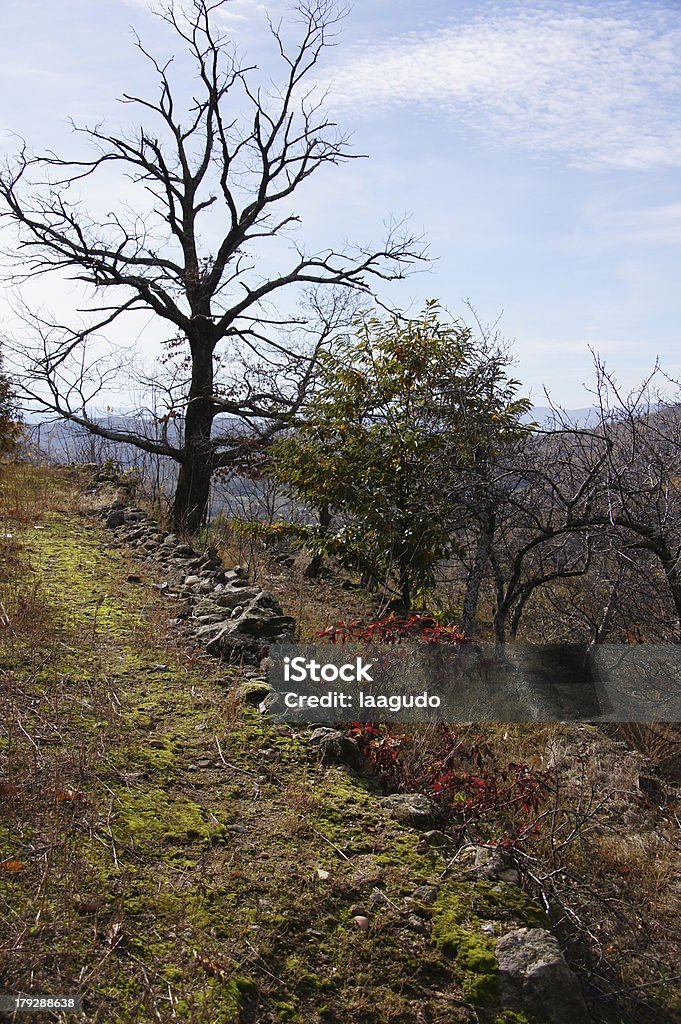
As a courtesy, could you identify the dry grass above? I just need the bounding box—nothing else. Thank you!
[2,460,679,1024]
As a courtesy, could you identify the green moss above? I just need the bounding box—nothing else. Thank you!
[463,970,499,1005]
[173,978,245,1024]
[430,881,545,1009]
[112,787,218,848]
[433,880,548,933]
[132,740,177,774]
[274,1001,299,1022]
[129,710,154,729]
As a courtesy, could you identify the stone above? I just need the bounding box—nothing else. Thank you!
[175,544,196,557]
[496,928,590,1024]
[369,889,389,906]
[237,680,275,706]
[411,885,438,905]
[197,622,229,639]
[206,591,295,660]
[309,728,363,770]
[419,829,448,847]
[216,588,259,608]
[461,844,521,885]
[105,509,126,529]
[258,693,278,715]
[233,592,295,637]
[381,793,435,829]
[637,773,666,804]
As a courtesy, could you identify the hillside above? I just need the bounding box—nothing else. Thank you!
[0,465,679,1024]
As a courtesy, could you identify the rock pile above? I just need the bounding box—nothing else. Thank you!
[101,500,295,663]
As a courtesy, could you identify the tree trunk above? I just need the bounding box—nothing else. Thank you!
[659,544,681,643]
[304,505,331,578]
[462,508,495,636]
[172,332,215,533]
[398,548,412,611]
[173,444,213,533]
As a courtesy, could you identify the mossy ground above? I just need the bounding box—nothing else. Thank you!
[0,465,518,1024]
[1,464,679,1024]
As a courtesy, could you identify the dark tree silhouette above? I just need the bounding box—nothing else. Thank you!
[0,343,22,456]
[0,0,423,530]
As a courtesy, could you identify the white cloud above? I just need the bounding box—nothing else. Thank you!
[585,202,681,245]
[321,2,681,171]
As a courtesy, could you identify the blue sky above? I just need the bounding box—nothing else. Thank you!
[1,0,680,406]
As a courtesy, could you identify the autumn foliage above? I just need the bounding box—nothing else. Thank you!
[321,612,548,847]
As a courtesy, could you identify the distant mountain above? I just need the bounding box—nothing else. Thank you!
[524,407,599,428]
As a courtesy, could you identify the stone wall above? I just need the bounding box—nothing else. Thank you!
[102,500,295,664]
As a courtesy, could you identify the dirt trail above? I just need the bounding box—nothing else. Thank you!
[10,469,676,1024]
[3,471,523,1024]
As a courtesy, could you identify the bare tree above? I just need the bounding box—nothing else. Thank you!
[587,360,681,641]
[461,429,601,644]
[471,366,681,645]
[0,0,424,531]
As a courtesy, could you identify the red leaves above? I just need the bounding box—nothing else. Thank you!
[319,612,467,646]
[349,722,549,849]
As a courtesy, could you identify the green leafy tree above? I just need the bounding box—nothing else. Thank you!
[270,302,531,609]
[0,348,22,457]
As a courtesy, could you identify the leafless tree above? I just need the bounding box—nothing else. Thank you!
[470,364,681,645]
[458,428,603,644]
[0,0,424,531]
[586,360,681,641]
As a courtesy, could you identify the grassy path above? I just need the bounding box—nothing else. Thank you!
[0,466,559,1024]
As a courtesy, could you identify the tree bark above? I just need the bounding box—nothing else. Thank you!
[173,444,213,534]
[304,504,331,578]
[398,548,412,611]
[462,507,495,636]
[171,331,215,533]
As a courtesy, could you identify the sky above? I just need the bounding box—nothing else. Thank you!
[1,0,680,408]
